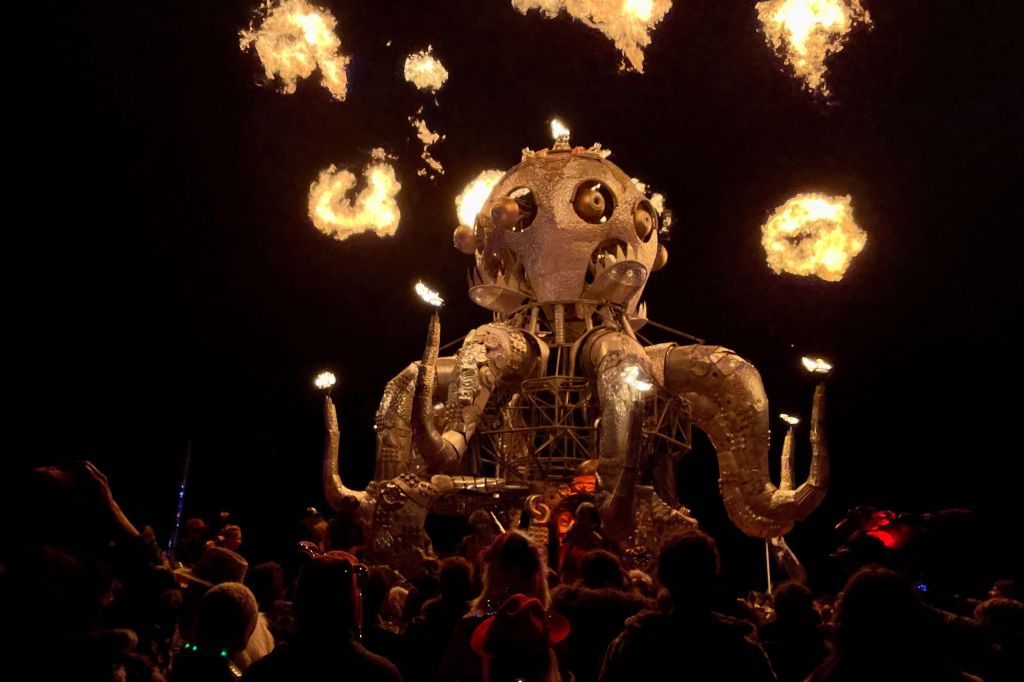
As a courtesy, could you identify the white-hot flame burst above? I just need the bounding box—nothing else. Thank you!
[550,118,571,141]
[780,413,801,425]
[512,0,672,73]
[761,193,866,282]
[756,0,871,93]
[314,371,337,389]
[240,0,351,100]
[801,357,833,374]
[309,151,402,240]
[456,170,504,227]
[415,281,444,307]
[404,47,449,92]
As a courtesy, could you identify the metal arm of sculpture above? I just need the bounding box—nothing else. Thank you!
[411,313,543,476]
[322,349,457,511]
[580,327,651,542]
[656,343,828,538]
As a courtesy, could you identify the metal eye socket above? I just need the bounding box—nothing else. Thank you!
[634,200,657,241]
[573,181,616,224]
[490,187,537,232]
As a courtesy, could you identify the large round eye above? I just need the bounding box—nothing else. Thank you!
[573,181,616,224]
[490,187,537,232]
[634,200,657,241]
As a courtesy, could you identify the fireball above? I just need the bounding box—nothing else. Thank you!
[455,170,504,227]
[308,151,402,240]
[761,193,866,282]
[404,47,449,92]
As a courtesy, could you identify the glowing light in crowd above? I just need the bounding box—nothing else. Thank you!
[622,364,654,392]
[404,47,449,92]
[801,356,833,374]
[410,117,445,178]
[511,0,672,72]
[240,0,351,100]
[456,170,504,227]
[756,0,871,93]
[550,118,571,142]
[314,371,337,389]
[415,281,444,307]
[308,150,402,240]
[761,193,866,282]
[780,413,801,425]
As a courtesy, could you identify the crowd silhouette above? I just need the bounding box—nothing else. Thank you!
[1,460,1020,682]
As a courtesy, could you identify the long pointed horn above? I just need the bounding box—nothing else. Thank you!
[410,312,460,473]
[658,344,829,538]
[322,395,366,511]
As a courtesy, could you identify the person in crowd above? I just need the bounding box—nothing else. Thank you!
[439,532,551,682]
[217,525,244,554]
[599,529,775,682]
[171,582,259,682]
[972,597,1024,682]
[557,503,609,586]
[362,566,404,661]
[321,496,369,556]
[808,565,980,681]
[758,581,827,682]
[245,561,294,645]
[402,557,474,682]
[241,551,401,681]
[471,594,570,682]
[459,509,499,588]
[402,554,441,624]
[551,549,652,682]
[297,506,328,546]
[176,518,210,566]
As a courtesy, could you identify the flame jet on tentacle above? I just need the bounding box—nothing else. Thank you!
[653,344,828,538]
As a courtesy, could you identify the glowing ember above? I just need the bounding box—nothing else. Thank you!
[314,371,337,389]
[801,356,833,374]
[756,0,871,93]
[308,151,402,240]
[761,193,866,281]
[410,117,445,178]
[550,118,571,141]
[456,170,504,227]
[404,47,449,92]
[240,0,351,101]
[511,0,672,73]
[415,281,444,307]
[780,413,800,425]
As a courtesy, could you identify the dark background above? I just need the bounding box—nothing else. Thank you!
[7,1,1023,591]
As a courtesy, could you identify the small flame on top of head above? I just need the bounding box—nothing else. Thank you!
[780,413,800,425]
[801,356,832,374]
[551,118,570,141]
[415,281,444,307]
[314,371,337,390]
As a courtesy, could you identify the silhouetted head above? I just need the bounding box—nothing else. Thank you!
[579,550,626,590]
[475,532,549,611]
[195,582,258,653]
[772,581,818,627]
[293,551,363,641]
[657,530,720,614]
[833,566,929,658]
[440,557,474,603]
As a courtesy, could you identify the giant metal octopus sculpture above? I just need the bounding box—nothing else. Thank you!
[322,139,828,576]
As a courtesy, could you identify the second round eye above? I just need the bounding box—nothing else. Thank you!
[634,199,657,240]
[573,181,616,223]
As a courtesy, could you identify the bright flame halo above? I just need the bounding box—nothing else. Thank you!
[801,356,833,374]
[761,193,866,282]
[308,150,402,240]
[415,281,444,307]
[456,170,504,227]
[756,0,871,93]
[314,371,337,390]
[404,47,449,92]
[780,413,801,425]
[240,0,351,100]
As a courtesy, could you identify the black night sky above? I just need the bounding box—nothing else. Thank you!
[8,1,1023,589]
